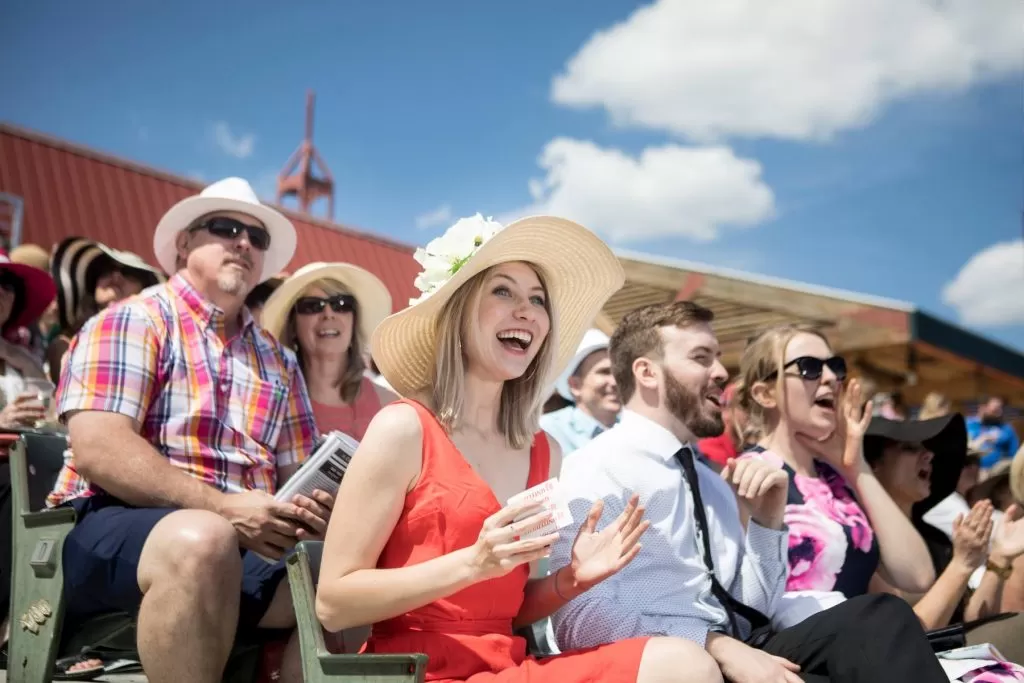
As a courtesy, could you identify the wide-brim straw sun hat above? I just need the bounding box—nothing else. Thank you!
[260,262,393,345]
[153,177,296,283]
[371,214,625,399]
[50,236,166,330]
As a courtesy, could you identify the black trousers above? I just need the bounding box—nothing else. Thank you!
[756,594,947,683]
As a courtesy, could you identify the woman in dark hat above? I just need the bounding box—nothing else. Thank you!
[0,249,56,428]
[866,414,1024,674]
[46,237,164,385]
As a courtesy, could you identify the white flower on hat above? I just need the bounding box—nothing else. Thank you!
[409,213,504,305]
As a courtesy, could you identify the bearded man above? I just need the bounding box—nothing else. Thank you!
[551,301,947,683]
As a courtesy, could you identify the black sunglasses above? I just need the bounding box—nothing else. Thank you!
[774,355,848,382]
[294,294,356,315]
[191,217,271,251]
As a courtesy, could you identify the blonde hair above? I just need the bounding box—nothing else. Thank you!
[283,278,366,404]
[431,265,557,449]
[737,324,831,437]
[918,392,950,420]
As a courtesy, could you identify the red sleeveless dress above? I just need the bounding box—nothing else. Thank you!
[364,399,649,682]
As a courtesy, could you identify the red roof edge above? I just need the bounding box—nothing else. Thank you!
[0,121,417,255]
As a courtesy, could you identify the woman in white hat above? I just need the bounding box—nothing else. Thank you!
[261,263,395,440]
[316,215,721,682]
[46,236,165,385]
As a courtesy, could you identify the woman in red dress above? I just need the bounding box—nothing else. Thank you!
[317,214,723,682]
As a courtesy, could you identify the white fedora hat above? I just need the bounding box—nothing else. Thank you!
[153,177,296,282]
[553,328,611,402]
[261,262,393,346]
[371,214,624,399]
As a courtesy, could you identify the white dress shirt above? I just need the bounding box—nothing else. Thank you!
[551,410,789,650]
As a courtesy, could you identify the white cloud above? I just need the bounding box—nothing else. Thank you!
[507,137,775,243]
[210,121,255,159]
[415,204,453,230]
[552,0,1024,141]
[942,239,1024,326]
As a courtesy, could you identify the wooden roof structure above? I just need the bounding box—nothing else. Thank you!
[595,249,1024,411]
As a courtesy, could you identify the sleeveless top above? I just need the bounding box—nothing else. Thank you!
[741,446,880,598]
[311,376,382,441]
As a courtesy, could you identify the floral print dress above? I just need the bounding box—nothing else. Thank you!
[741,447,1024,682]
[741,446,879,596]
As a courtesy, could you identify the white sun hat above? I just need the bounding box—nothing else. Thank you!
[153,177,296,282]
[371,214,624,399]
[553,328,612,402]
[260,262,393,346]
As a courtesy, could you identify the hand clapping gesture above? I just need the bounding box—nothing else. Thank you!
[721,458,790,530]
[465,502,560,582]
[564,494,650,593]
[991,503,1024,565]
[951,500,994,572]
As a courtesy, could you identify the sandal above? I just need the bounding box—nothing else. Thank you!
[52,653,107,681]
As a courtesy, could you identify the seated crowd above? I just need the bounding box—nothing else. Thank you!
[0,176,1021,682]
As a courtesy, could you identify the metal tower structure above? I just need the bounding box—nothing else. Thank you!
[276,90,335,220]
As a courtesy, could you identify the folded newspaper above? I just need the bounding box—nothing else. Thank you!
[255,430,359,563]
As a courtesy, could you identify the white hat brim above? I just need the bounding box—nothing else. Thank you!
[261,262,393,346]
[371,216,624,399]
[153,196,296,283]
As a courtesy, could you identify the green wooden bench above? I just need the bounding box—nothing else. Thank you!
[5,434,426,682]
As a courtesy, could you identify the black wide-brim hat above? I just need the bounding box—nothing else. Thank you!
[51,237,165,330]
[864,413,967,515]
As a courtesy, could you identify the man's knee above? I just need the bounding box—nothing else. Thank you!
[640,637,723,683]
[138,510,241,593]
[842,594,918,632]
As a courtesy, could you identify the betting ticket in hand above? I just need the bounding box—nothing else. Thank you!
[506,478,574,540]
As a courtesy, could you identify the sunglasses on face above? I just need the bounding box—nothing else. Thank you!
[294,294,356,315]
[775,355,848,382]
[191,217,271,251]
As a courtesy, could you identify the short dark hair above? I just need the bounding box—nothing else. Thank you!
[610,301,715,403]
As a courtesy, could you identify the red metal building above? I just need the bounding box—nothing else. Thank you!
[0,123,419,310]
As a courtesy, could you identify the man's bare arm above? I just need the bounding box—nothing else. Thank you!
[68,410,226,512]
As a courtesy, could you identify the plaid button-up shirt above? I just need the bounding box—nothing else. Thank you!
[47,274,318,507]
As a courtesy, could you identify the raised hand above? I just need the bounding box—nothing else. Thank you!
[463,502,559,582]
[566,494,650,591]
[721,457,789,530]
[951,500,994,572]
[991,503,1024,563]
[796,378,873,474]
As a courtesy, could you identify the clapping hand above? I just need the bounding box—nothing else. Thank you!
[565,494,650,592]
[721,458,789,530]
[992,504,1024,564]
[464,502,559,582]
[951,500,994,572]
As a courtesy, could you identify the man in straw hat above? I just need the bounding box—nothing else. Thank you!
[552,300,948,683]
[47,177,326,682]
[540,328,621,456]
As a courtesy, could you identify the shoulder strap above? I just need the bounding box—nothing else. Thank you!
[527,431,551,487]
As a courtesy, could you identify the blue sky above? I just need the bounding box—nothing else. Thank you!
[3,0,1023,349]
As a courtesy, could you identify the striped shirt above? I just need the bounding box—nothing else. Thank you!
[47,274,318,507]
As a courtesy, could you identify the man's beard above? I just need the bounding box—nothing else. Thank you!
[216,269,247,296]
[664,370,724,439]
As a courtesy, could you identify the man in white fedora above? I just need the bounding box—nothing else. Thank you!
[48,177,326,682]
[540,328,621,456]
